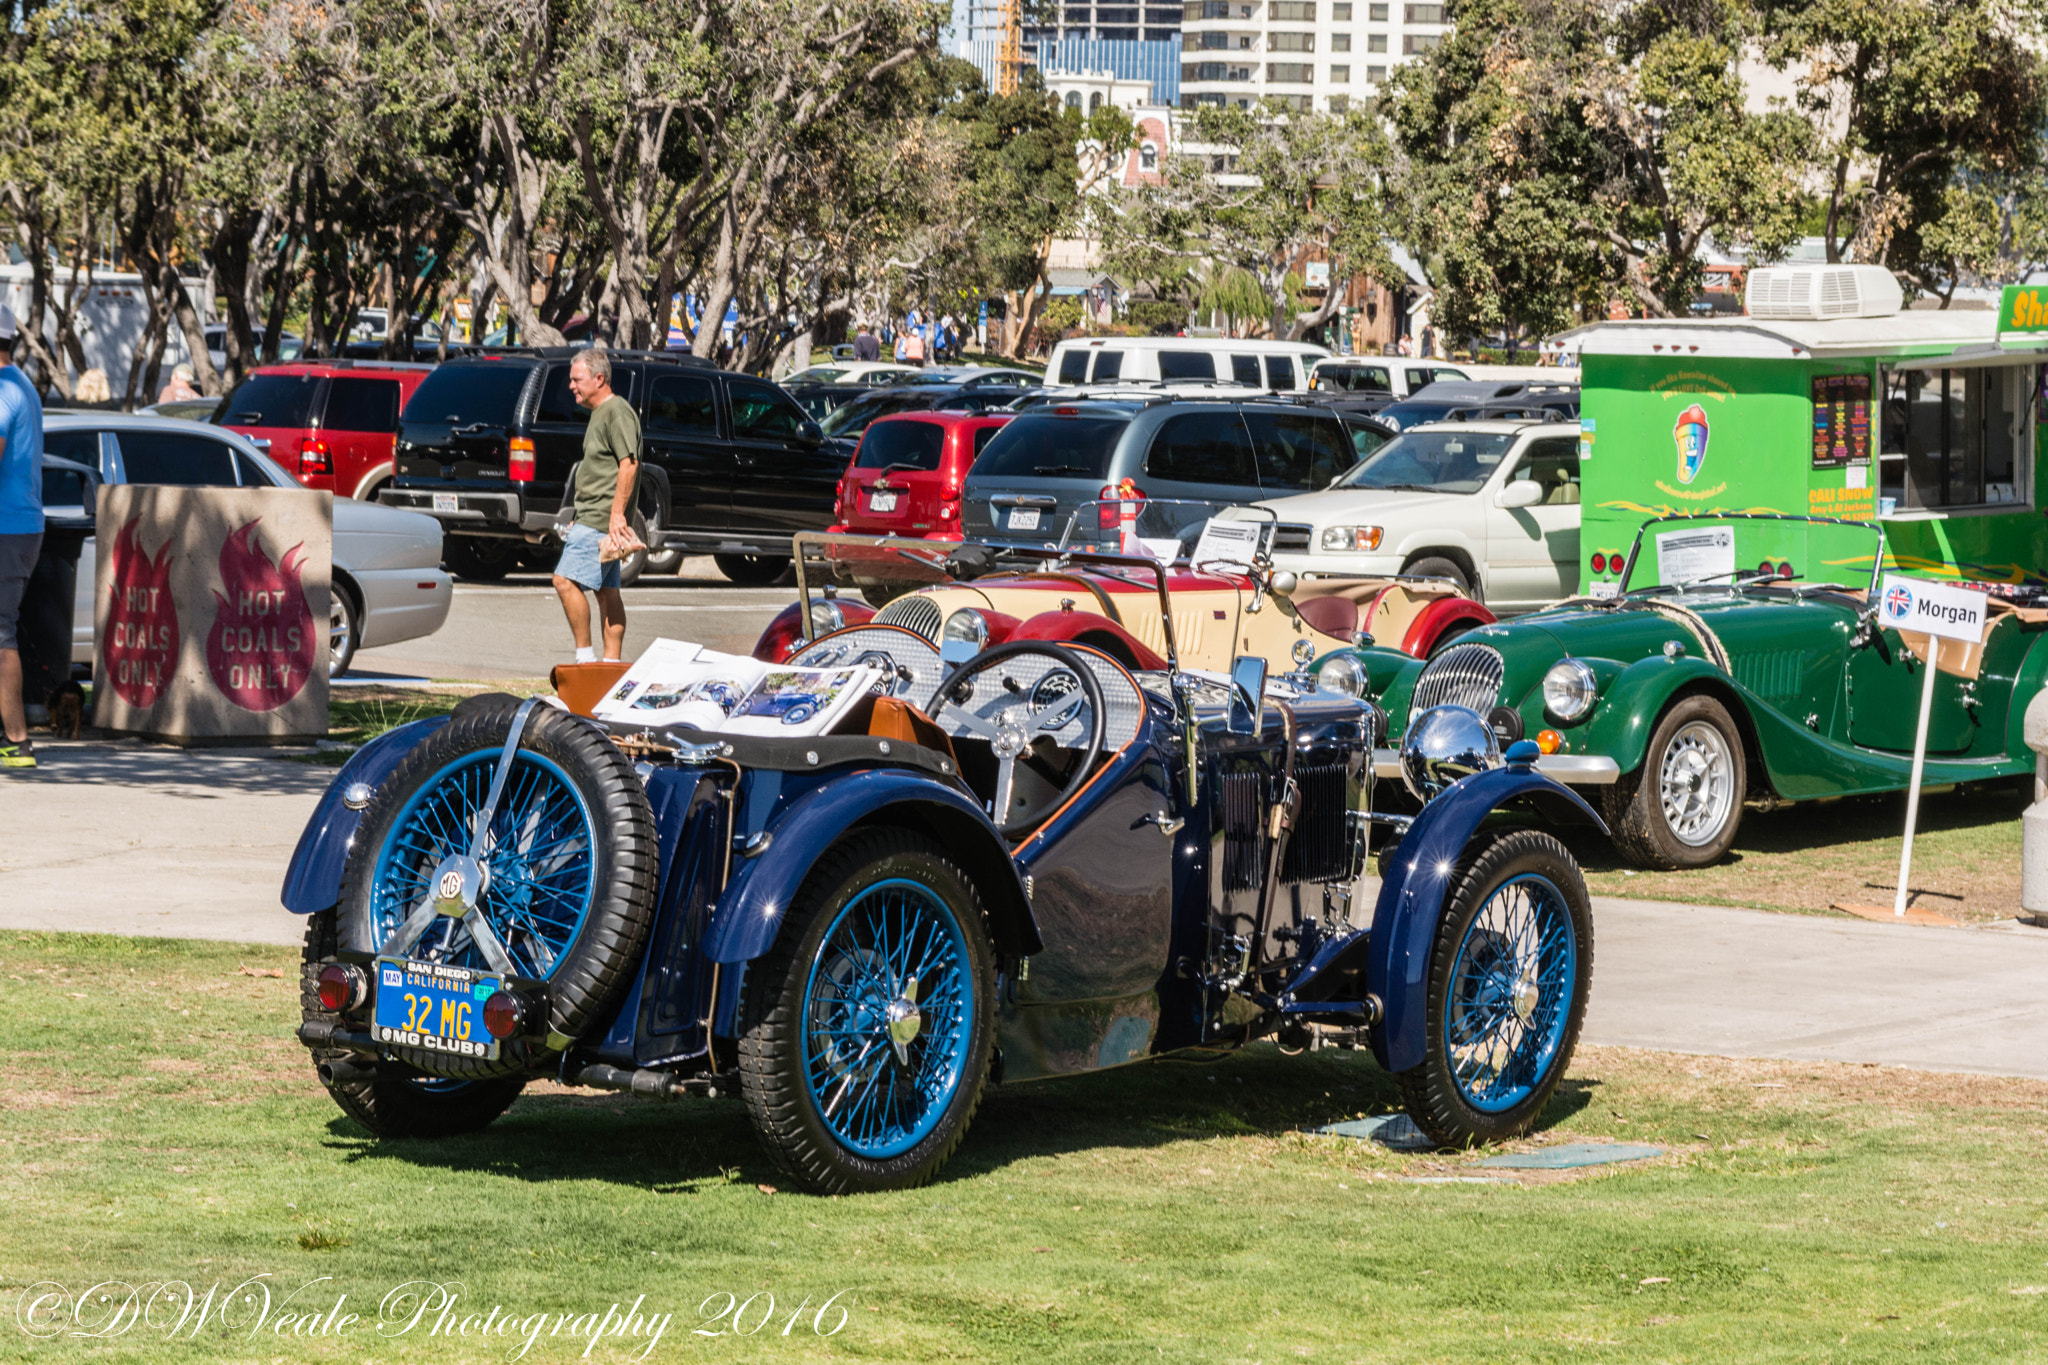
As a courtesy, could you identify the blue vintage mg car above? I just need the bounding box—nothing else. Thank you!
[283,545,1607,1192]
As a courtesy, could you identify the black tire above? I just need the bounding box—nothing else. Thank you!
[1404,555,1472,597]
[644,498,684,576]
[328,579,361,678]
[1426,619,1477,658]
[1395,829,1593,1148]
[336,693,659,1080]
[443,535,517,582]
[1603,694,1746,870]
[715,553,791,587]
[738,829,996,1194]
[300,909,526,1139]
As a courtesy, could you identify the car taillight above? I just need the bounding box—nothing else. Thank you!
[316,963,365,1012]
[1778,560,1794,579]
[481,989,526,1040]
[509,437,535,482]
[1590,552,1607,574]
[1097,478,1145,529]
[299,438,330,477]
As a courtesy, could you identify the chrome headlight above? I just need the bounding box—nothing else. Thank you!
[808,599,846,636]
[941,608,989,647]
[1319,525,1383,552]
[1315,653,1367,698]
[1541,658,1598,721]
[1399,704,1501,803]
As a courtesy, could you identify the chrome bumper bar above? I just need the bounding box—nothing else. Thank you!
[1371,748,1622,785]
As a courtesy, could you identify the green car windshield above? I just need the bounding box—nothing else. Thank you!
[1329,430,1518,494]
[1619,515,1887,594]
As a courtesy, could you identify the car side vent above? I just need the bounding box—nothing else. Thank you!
[1221,771,1265,890]
[873,594,943,642]
[1412,642,1505,714]
[1744,264,1902,320]
[1280,763,1353,884]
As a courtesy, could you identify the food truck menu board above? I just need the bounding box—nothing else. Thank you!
[1811,372,1871,469]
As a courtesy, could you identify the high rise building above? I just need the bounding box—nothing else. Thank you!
[1179,0,1447,112]
[957,0,1185,105]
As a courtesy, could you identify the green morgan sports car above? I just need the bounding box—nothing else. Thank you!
[1308,513,2048,869]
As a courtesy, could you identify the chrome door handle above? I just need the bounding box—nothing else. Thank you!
[1140,812,1184,837]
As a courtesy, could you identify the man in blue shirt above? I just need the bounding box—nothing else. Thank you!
[0,305,44,768]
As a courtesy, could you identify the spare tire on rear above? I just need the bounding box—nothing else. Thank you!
[336,694,658,1080]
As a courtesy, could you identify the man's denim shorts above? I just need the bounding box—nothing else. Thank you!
[554,523,620,592]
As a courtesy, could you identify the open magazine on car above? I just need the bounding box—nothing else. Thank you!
[590,639,880,738]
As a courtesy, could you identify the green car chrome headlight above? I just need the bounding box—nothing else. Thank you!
[1541,658,1598,721]
[941,608,989,647]
[808,599,847,636]
[1315,654,1368,698]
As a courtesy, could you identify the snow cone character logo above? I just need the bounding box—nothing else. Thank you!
[205,521,318,711]
[103,517,181,707]
[1673,404,1711,485]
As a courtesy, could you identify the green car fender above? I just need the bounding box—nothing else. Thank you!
[1563,655,1735,776]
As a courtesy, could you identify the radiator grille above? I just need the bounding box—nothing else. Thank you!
[872,594,943,642]
[1280,762,1353,884]
[1272,522,1313,554]
[1412,642,1505,714]
[1221,771,1265,890]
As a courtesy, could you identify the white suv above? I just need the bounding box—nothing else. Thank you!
[1253,420,1582,615]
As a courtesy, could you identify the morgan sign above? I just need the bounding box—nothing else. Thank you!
[92,485,331,743]
[1877,574,1989,645]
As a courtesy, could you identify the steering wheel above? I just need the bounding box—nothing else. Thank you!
[926,640,1108,839]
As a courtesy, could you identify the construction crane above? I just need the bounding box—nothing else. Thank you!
[994,0,1023,94]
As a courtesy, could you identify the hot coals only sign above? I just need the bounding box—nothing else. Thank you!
[93,486,331,743]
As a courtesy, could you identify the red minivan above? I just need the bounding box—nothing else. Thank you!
[832,410,1012,540]
[215,361,434,501]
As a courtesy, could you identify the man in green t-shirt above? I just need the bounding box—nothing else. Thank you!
[551,349,640,662]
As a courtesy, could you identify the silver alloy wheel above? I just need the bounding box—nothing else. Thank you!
[1657,719,1734,847]
[328,589,357,678]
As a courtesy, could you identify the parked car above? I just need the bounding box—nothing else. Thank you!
[215,361,436,503]
[783,361,920,387]
[817,373,1038,455]
[44,414,452,677]
[830,411,1013,549]
[204,324,302,374]
[752,514,1494,676]
[897,365,1044,389]
[1046,336,1329,391]
[1375,381,1581,432]
[960,397,1358,552]
[284,542,1602,1192]
[1254,419,1582,611]
[1334,411,1398,462]
[376,350,828,587]
[1309,357,1470,396]
[784,381,867,424]
[1320,513,2048,869]
[139,397,222,423]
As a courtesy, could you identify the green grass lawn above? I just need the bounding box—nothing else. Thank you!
[1565,782,2029,924]
[5,931,2048,1362]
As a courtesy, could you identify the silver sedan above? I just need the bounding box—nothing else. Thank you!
[48,413,452,676]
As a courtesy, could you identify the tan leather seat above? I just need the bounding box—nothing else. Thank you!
[1295,594,1361,641]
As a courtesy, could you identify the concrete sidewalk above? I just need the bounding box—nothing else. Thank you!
[5,738,2046,1078]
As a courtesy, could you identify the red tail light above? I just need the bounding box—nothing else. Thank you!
[1590,552,1607,574]
[1097,478,1145,529]
[481,989,526,1040]
[316,963,365,1012]
[509,437,536,482]
[1778,561,1794,579]
[298,438,330,477]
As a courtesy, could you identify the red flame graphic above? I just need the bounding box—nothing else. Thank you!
[205,521,317,712]
[103,517,180,707]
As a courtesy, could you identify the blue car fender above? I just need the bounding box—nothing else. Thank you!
[704,767,1042,965]
[1365,764,1606,1073]
[279,717,450,915]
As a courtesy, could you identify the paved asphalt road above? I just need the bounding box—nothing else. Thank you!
[8,569,2046,1081]
[348,556,798,682]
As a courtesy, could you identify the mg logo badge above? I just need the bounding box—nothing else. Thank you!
[437,869,465,901]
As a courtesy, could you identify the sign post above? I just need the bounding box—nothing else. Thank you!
[1877,574,1990,916]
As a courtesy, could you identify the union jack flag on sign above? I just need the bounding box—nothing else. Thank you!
[1883,584,1914,620]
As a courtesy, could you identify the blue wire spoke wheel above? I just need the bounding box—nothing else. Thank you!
[335,696,659,1085]
[1397,829,1593,1147]
[740,830,995,1194]
[371,749,598,980]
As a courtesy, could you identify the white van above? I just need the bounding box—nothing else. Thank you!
[1046,336,1330,392]
[1308,356,1471,397]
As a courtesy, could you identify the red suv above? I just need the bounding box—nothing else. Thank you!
[832,410,1012,540]
[215,361,434,500]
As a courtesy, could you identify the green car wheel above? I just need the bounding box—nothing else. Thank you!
[1605,694,1746,869]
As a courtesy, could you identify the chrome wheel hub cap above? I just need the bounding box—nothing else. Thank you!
[1659,721,1733,847]
[1511,966,1540,1024]
[429,855,487,917]
[885,994,923,1067]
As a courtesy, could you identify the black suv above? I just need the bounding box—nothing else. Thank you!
[379,350,831,585]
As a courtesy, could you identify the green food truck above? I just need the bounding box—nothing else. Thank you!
[1560,265,2048,590]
